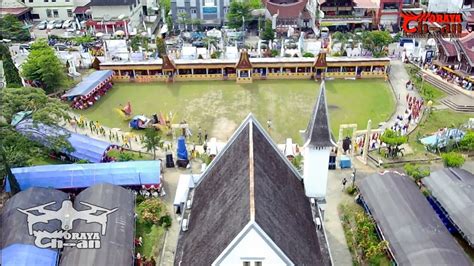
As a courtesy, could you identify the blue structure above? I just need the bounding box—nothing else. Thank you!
[62,70,113,99]
[339,155,351,169]
[15,119,115,163]
[420,128,465,151]
[177,136,189,161]
[1,244,58,266]
[5,161,161,192]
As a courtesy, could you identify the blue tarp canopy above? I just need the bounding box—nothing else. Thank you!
[6,161,161,192]
[1,244,58,266]
[16,119,113,163]
[62,70,113,98]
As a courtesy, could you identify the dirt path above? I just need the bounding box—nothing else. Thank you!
[210,117,238,142]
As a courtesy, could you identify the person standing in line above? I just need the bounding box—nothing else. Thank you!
[342,177,347,191]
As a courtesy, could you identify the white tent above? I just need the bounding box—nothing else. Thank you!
[206,28,222,38]
[225,46,238,59]
[181,46,197,59]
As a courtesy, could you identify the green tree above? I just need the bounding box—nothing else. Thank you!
[249,0,263,8]
[155,37,167,57]
[143,128,162,160]
[0,87,71,184]
[380,129,407,158]
[130,35,142,52]
[459,131,474,151]
[404,163,430,181]
[0,44,23,87]
[441,152,465,168]
[261,19,275,41]
[227,1,252,29]
[21,40,67,94]
[361,31,393,58]
[0,14,30,41]
[178,12,189,30]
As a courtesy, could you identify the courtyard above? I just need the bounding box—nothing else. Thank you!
[77,79,395,144]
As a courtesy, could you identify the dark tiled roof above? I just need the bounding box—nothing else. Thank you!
[175,115,330,265]
[263,0,308,19]
[304,82,336,148]
[456,32,474,66]
[437,37,458,57]
[359,172,471,266]
[253,127,328,265]
[174,123,251,266]
[89,0,135,6]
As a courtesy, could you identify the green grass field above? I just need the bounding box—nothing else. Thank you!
[77,79,395,144]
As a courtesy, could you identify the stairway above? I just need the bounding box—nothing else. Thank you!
[418,72,460,96]
[439,97,474,112]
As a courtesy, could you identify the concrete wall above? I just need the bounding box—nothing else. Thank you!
[303,147,331,199]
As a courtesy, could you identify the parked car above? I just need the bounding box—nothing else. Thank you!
[62,19,72,29]
[47,20,56,30]
[19,44,31,51]
[192,41,205,48]
[54,43,68,51]
[37,20,48,30]
[54,20,64,29]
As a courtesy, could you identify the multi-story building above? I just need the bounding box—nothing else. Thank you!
[376,0,403,29]
[170,0,230,28]
[20,0,75,20]
[86,0,144,34]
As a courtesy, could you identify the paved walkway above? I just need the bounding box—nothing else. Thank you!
[383,60,422,133]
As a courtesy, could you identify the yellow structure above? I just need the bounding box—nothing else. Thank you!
[100,51,390,83]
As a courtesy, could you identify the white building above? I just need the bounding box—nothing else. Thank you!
[302,81,337,202]
[428,0,464,13]
[174,115,332,266]
[23,0,75,20]
[87,0,144,33]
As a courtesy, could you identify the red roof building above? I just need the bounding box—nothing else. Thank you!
[262,0,310,28]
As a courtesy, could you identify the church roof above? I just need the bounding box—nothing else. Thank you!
[304,81,336,148]
[174,115,330,266]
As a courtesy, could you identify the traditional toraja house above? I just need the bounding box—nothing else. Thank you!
[302,81,336,204]
[314,52,327,80]
[262,0,310,29]
[174,115,332,266]
[435,37,458,66]
[235,50,253,83]
[435,32,474,76]
[455,33,474,76]
[100,51,389,83]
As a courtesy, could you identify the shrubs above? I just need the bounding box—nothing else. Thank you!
[459,131,474,151]
[404,163,430,181]
[441,152,465,168]
[159,215,172,228]
[346,185,357,195]
[303,52,314,58]
[339,204,389,264]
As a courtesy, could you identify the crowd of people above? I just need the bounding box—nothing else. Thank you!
[71,81,113,109]
[424,64,473,91]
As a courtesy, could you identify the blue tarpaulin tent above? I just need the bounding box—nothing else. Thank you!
[5,161,161,192]
[1,244,58,266]
[177,136,188,160]
[15,119,114,163]
[62,70,113,98]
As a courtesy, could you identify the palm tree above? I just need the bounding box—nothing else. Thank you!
[143,128,162,160]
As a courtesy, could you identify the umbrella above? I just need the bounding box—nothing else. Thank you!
[114,30,125,36]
